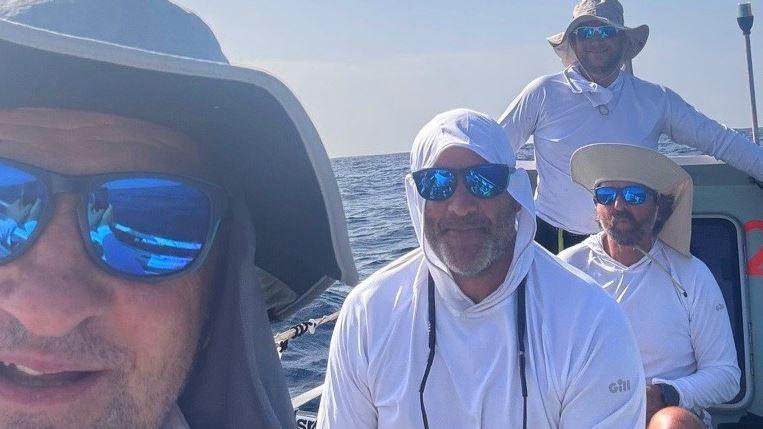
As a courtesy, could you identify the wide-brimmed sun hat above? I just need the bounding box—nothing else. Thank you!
[0,1,358,320]
[570,144,693,257]
[547,0,649,68]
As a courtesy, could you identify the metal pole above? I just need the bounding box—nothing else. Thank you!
[738,3,760,145]
[744,33,760,144]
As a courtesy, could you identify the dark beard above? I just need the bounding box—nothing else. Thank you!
[580,52,622,79]
[576,39,624,82]
[600,211,652,246]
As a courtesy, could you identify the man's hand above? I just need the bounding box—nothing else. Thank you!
[646,384,667,424]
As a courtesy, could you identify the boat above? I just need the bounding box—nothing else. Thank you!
[278,5,763,428]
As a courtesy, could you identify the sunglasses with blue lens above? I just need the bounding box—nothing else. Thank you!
[594,185,652,206]
[0,158,228,281]
[411,163,514,201]
[574,25,619,40]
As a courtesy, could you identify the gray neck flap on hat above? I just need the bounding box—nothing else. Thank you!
[179,200,295,429]
[0,0,228,62]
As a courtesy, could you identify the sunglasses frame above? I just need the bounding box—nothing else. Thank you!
[0,157,229,282]
[573,25,620,40]
[411,163,515,201]
[593,184,654,206]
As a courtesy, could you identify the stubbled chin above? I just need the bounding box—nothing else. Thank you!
[0,370,159,429]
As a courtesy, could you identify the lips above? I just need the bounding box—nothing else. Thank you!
[0,357,107,406]
[0,361,90,387]
[443,225,485,231]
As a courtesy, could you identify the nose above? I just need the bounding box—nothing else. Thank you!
[612,193,628,210]
[445,177,479,217]
[0,194,110,337]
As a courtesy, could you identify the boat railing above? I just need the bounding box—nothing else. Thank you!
[274,312,339,414]
[274,311,340,358]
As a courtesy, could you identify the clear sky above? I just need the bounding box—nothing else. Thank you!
[174,0,762,158]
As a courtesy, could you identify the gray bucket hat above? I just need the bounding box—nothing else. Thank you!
[0,0,358,321]
[547,0,649,67]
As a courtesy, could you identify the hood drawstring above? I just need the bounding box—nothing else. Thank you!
[633,245,691,322]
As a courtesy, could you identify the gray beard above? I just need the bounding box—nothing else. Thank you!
[426,207,517,278]
[433,226,513,278]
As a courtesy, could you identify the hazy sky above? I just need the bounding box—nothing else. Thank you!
[175,0,762,158]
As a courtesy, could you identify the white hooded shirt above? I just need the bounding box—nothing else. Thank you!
[318,109,645,429]
[559,234,740,422]
[499,67,763,234]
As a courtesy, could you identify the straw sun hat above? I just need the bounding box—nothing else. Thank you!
[571,144,694,257]
[547,0,650,67]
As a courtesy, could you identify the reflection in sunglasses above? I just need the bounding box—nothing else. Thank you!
[91,223,202,276]
[574,25,619,40]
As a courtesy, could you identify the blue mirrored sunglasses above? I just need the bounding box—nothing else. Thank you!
[0,158,228,281]
[594,185,652,206]
[411,163,514,201]
[574,25,619,40]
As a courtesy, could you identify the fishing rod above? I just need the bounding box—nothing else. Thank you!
[738,3,759,146]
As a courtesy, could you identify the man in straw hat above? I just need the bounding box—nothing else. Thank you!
[559,143,740,428]
[0,0,357,428]
[499,0,763,254]
[319,109,645,429]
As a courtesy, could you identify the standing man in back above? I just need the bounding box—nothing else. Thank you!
[499,0,763,253]
[559,144,740,429]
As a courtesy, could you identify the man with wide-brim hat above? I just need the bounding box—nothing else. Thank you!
[0,0,357,428]
[560,143,740,429]
[499,0,763,254]
[546,0,648,75]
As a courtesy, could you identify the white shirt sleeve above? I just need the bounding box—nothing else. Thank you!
[317,299,377,429]
[498,78,544,152]
[558,296,647,429]
[652,262,741,410]
[663,87,763,180]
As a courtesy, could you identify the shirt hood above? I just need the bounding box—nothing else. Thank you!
[405,109,537,314]
[563,65,624,109]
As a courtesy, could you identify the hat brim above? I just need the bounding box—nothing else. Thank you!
[0,18,358,319]
[570,143,693,256]
[547,15,649,66]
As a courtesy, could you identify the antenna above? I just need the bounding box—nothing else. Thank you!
[738,3,760,145]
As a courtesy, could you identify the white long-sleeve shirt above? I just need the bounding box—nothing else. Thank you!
[317,245,646,429]
[499,67,763,234]
[559,235,740,421]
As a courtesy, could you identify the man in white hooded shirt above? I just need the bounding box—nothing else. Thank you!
[318,109,646,429]
[559,144,740,428]
[499,0,763,253]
